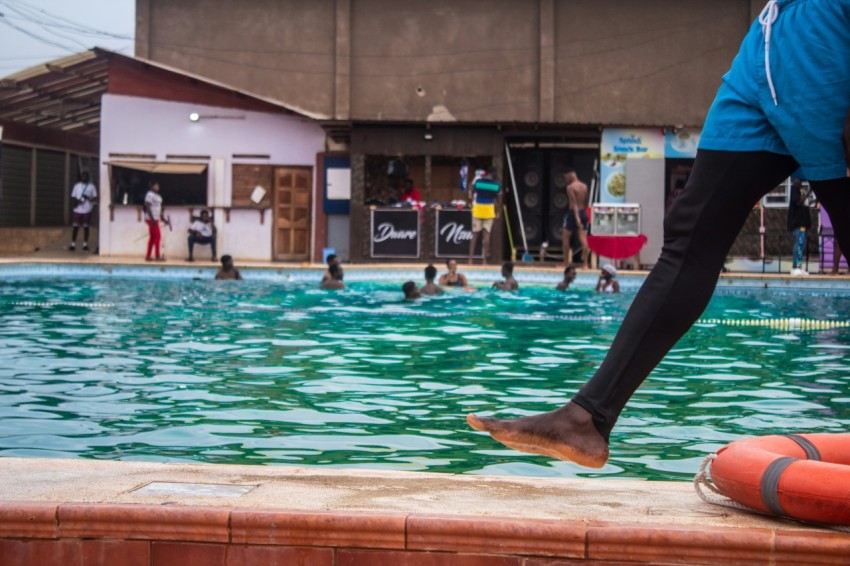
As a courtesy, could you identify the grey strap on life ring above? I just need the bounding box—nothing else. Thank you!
[784,434,822,461]
[760,456,797,517]
[759,435,821,518]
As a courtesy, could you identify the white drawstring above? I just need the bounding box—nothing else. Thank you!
[759,0,780,106]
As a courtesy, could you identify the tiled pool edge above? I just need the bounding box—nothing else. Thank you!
[2,259,849,291]
[1,502,848,565]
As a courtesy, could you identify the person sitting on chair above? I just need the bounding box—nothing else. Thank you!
[187,210,217,262]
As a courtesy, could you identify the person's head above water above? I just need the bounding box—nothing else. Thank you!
[220,254,234,269]
[326,254,339,267]
[329,263,344,280]
[502,261,514,277]
[402,280,420,300]
[424,264,437,281]
[601,264,617,279]
[564,265,577,281]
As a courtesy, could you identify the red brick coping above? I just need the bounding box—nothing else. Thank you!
[1,501,848,565]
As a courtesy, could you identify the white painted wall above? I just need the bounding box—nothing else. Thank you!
[98,94,325,260]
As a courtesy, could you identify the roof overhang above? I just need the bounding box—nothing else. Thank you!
[0,48,327,143]
[108,161,208,174]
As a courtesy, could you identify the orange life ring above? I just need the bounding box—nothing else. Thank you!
[710,433,850,525]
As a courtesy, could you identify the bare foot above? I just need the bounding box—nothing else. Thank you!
[466,402,609,468]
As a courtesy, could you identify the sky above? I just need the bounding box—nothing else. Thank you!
[0,0,135,77]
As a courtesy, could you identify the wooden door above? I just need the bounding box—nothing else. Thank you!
[273,167,312,261]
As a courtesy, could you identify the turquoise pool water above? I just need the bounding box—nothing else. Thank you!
[1,273,849,481]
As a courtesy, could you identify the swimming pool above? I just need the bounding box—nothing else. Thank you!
[1,265,849,481]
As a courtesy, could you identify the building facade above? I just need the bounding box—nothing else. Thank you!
[135,0,771,265]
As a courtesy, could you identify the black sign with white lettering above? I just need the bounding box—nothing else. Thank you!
[371,208,420,258]
[435,209,482,258]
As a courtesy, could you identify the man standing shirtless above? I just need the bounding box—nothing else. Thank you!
[561,168,590,269]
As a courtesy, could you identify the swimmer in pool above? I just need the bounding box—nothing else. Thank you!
[594,264,619,294]
[468,1,850,468]
[420,264,444,295]
[320,253,341,285]
[320,263,345,290]
[492,261,518,291]
[402,280,421,301]
[556,266,577,291]
[214,255,242,280]
[438,259,469,288]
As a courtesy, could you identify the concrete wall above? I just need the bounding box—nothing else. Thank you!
[99,94,326,260]
[552,0,749,125]
[136,0,336,119]
[137,0,752,127]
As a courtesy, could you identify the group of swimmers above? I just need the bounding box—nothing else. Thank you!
[319,254,620,297]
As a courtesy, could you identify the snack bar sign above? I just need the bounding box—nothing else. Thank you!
[600,129,665,204]
[370,208,420,258]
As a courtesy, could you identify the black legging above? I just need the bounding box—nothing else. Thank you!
[572,150,850,441]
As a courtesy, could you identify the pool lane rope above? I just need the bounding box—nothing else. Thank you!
[699,318,850,330]
[11,301,116,309]
[8,302,850,331]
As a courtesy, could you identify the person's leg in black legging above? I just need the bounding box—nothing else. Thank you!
[811,178,850,272]
[468,150,798,467]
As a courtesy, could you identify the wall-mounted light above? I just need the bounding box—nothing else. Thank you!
[188,112,246,122]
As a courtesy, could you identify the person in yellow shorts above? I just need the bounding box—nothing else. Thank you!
[468,167,500,265]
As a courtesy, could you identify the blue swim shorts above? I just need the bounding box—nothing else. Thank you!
[699,0,850,181]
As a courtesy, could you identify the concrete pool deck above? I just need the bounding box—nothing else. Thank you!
[1,457,849,565]
[2,255,849,564]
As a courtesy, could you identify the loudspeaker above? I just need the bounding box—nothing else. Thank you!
[513,150,543,214]
[548,215,564,244]
[522,215,543,247]
[549,151,570,215]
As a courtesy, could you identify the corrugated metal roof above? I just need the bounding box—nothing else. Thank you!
[0,48,326,140]
[0,51,109,137]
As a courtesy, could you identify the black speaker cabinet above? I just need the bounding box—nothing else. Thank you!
[522,214,543,247]
[513,150,543,214]
[549,151,570,215]
[548,214,564,244]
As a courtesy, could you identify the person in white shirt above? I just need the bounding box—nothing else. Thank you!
[69,171,97,251]
[186,209,217,262]
[143,180,167,261]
